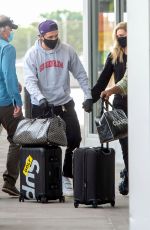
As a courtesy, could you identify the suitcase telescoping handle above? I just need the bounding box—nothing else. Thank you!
[99,97,110,150]
[101,141,109,150]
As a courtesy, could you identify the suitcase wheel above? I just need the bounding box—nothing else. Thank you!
[110,200,115,207]
[59,196,65,203]
[92,201,97,208]
[40,196,48,203]
[19,194,24,202]
[74,201,79,208]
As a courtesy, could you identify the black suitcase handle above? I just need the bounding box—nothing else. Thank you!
[99,97,110,149]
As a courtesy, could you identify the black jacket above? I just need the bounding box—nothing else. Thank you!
[92,52,127,111]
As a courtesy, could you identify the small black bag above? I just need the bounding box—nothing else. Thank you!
[95,99,128,143]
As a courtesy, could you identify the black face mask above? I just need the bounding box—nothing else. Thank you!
[43,38,58,49]
[117,36,127,48]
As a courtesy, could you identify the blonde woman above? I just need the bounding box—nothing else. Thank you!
[92,22,128,195]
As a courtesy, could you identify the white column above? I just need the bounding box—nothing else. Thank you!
[128,1,150,229]
[60,13,68,44]
[82,0,92,146]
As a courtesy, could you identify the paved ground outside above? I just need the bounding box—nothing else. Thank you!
[0,128,129,230]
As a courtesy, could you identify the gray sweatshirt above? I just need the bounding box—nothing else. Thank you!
[24,39,92,106]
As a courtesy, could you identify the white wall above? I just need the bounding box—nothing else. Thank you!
[128,0,150,229]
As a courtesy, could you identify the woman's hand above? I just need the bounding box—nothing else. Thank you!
[101,88,114,100]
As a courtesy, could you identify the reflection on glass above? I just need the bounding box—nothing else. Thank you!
[91,0,127,134]
[91,0,115,134]
[98,0,114,74]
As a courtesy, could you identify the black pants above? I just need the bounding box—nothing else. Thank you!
[113,98,128,174]
[0,104,23,186]
[32,100,82,178]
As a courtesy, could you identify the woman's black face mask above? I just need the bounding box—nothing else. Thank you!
[43,38,58,49]
[117,36,127,48]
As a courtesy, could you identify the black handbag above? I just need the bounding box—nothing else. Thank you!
[13,105,67,146]
[95,99,128,143]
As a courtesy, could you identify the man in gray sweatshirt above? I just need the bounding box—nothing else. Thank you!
[24,19,93,196]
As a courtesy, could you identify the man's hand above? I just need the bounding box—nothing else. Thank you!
[39,98,48,109]
[13,106,22,118]
[82,99,93,113]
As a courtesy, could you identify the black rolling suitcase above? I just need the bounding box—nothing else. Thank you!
[73,145,115,208]
[19,145,64,203]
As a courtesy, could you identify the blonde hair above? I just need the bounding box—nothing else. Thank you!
[110,22,127,64]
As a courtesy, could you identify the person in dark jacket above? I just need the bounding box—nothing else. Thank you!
[91,22,128,195]
[0,15,23,196]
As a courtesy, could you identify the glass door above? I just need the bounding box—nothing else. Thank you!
[89,0,127,134]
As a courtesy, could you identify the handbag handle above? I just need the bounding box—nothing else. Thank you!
[39,104,55,118]
[48,103,55,118]
[100,97,114,112]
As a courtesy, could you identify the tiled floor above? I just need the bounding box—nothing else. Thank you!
[0,129,129,230]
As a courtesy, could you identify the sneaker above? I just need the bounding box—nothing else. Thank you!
[120,168,127,178]
[119,178,129,196]
[62,176,73,197]
[2,182,19,196]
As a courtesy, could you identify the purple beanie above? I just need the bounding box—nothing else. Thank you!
[38,20,58,34]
